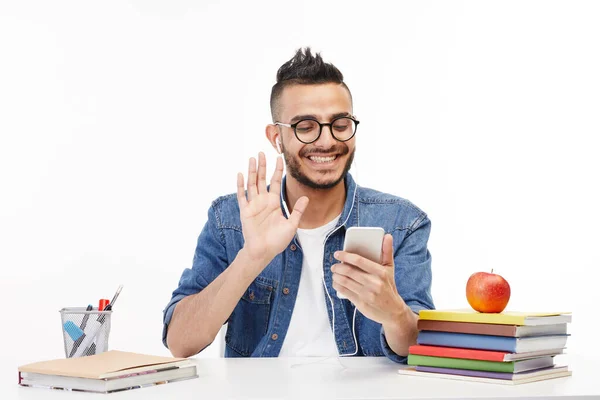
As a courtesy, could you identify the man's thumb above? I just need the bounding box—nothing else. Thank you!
[381,234,394,267]
[288,196,309,228]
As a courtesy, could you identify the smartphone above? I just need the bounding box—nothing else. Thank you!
[336,227,385,299]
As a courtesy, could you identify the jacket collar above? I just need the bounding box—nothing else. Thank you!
[280,173,359,231]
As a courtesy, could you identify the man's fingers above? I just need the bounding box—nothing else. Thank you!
[288,196,309,227]
[269,156,284,196]
[381,234,394,267]
[332,281,360,304]
[257,152,267,194]
[247,157,258,201]
[331,263,376,287]
[334,251,384,277]
[332,270,368,296]
[236,173,248,209]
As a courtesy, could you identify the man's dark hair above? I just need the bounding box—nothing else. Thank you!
[270,47,352,122]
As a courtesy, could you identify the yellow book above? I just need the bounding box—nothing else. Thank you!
[418,309,572,326]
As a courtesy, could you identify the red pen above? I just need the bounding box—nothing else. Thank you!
[99,299,110,311]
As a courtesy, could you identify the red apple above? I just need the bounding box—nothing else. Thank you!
[466,270,511,313]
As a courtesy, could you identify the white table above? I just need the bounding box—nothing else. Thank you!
[8,354,600,399]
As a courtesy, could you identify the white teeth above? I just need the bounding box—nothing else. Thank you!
[309,155,336,163]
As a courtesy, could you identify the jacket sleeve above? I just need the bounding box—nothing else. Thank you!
[380,213,435,363]
[162,204,229,349]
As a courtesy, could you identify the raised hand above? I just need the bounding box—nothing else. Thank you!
[237,152,309,265]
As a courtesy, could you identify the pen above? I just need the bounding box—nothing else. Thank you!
[99,299,109,312]
[74,285,123,357]
[68,304,93,357]
[80,304,93,330]
[103,284,123,312]
[96,298,110,353]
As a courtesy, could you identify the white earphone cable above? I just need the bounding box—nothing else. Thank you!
[279,151,360,361]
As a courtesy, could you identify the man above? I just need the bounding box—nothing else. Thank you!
[163,48,434,362]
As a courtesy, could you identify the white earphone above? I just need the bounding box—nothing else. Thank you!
[276,138,282,154]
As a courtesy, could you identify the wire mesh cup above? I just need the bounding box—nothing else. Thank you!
[60,307,112,358]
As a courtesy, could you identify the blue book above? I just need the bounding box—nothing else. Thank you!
[417,331,569,353]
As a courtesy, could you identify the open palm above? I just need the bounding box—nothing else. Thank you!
[237,152,309,263]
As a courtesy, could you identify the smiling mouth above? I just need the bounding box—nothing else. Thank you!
[306,154,339,164]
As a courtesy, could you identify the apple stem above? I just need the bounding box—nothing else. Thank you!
[491,268,494,274]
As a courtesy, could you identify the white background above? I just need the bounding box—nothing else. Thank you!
[1,0,599,379]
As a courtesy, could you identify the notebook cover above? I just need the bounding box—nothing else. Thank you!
[417,330,518,352]
[410,345,512,361]
[409,344,564,362]
[415,365,565,380]
[18,350,188,379]
[397,366,572,385]
[417,320,518,336]
[418,309,571,325]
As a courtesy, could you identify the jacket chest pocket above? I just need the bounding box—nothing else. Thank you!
[225,276,277,356]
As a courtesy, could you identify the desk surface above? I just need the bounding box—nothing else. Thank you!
[9,354,600,400]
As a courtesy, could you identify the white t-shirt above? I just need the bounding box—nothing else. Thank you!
[278,214,341,357]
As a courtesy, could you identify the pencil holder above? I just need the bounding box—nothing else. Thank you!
[60,307,112,358]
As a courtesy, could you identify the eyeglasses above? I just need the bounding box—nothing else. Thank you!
[274,116,360,144]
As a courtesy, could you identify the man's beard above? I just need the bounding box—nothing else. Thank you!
[282,143,355,190]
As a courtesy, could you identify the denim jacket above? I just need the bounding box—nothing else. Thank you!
[162,173,434,363]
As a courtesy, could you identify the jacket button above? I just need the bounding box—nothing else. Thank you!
[249,291,255,301]
[290,244,297,251]
[271,333,278,341]
[282,288,290,295]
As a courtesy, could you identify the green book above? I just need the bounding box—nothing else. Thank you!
[407,354,554,373]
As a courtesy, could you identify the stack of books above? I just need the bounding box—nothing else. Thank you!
[398,309,572,385]
[18,350,198,393]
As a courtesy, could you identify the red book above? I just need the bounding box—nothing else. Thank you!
[408,344,563,362]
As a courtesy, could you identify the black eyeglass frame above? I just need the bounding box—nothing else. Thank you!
[274,116,360,144]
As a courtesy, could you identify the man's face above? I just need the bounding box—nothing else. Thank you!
[277,83,355,190]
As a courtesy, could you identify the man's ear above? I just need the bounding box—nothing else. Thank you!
[266,124,280,154]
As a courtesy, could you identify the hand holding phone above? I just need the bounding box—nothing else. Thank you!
[336,227,385,299]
